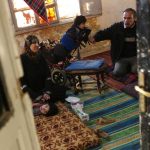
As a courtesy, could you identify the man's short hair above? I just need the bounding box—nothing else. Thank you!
[123,8,137,18]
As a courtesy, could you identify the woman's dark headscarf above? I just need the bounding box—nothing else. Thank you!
[24,35,39,53]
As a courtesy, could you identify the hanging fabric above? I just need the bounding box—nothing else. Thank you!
[24,0,48,23]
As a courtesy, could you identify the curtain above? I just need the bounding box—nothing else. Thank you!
[24,0,48,22]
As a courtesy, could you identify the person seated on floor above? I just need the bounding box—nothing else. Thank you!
[90,8,137,77]
[32,101,58,116]
[20,35,67,116]
[40,15,91,65]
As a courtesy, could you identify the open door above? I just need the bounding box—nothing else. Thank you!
[0,1,40,150]
[137,0,150,149]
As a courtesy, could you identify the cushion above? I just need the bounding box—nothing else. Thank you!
[34,102,100,150]
[65,59,104,71]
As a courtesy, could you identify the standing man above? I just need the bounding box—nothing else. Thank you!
[91,8,137,77]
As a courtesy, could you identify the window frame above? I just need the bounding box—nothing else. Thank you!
[79,0,102,17]
[39,1,59,26]
[8,0,59,31]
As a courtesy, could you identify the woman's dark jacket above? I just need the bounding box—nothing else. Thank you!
[20,52,66,101]
[94,22,136,64]
[20,52,50,99]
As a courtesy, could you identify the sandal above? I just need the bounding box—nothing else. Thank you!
[96,117,116,125]
[94,129,109,139]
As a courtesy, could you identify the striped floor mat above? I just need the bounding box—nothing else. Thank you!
[78,89,140,150]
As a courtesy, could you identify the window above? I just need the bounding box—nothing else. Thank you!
[57,0,80,20]
[9,0,102,31]
[80,0,102,16]
[9,0,58,29]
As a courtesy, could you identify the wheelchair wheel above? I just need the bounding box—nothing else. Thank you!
[51,68,67,86]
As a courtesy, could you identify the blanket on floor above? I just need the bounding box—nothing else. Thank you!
[34,102,100,150]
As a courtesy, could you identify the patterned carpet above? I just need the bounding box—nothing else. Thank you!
[77,89,140,150]
[35,102,100,150]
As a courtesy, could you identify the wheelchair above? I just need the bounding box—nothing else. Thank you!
[39,28,91,89]
[39,40,76,87]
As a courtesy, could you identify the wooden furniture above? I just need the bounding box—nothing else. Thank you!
[65,59,108,93]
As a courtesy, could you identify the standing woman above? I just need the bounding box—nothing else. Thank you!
[20,35,66,116]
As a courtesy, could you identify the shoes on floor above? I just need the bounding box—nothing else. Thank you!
[94,129,110,139]
[96,117,116,125]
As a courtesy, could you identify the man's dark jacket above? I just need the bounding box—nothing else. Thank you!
[94,22,136,64]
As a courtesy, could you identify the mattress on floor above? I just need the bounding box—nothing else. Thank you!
[34,102,100,150]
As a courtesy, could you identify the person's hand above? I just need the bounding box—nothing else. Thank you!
[57,61,64,66]
[88,36,95,44]
[41,93,50,102]
[32,102,41,107]
[70,57,78,62]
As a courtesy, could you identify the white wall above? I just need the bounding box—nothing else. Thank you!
[97,0,136,29]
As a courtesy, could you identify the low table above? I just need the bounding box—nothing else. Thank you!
[65,59,108,93]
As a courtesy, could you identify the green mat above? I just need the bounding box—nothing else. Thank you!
[77,89,140,150]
